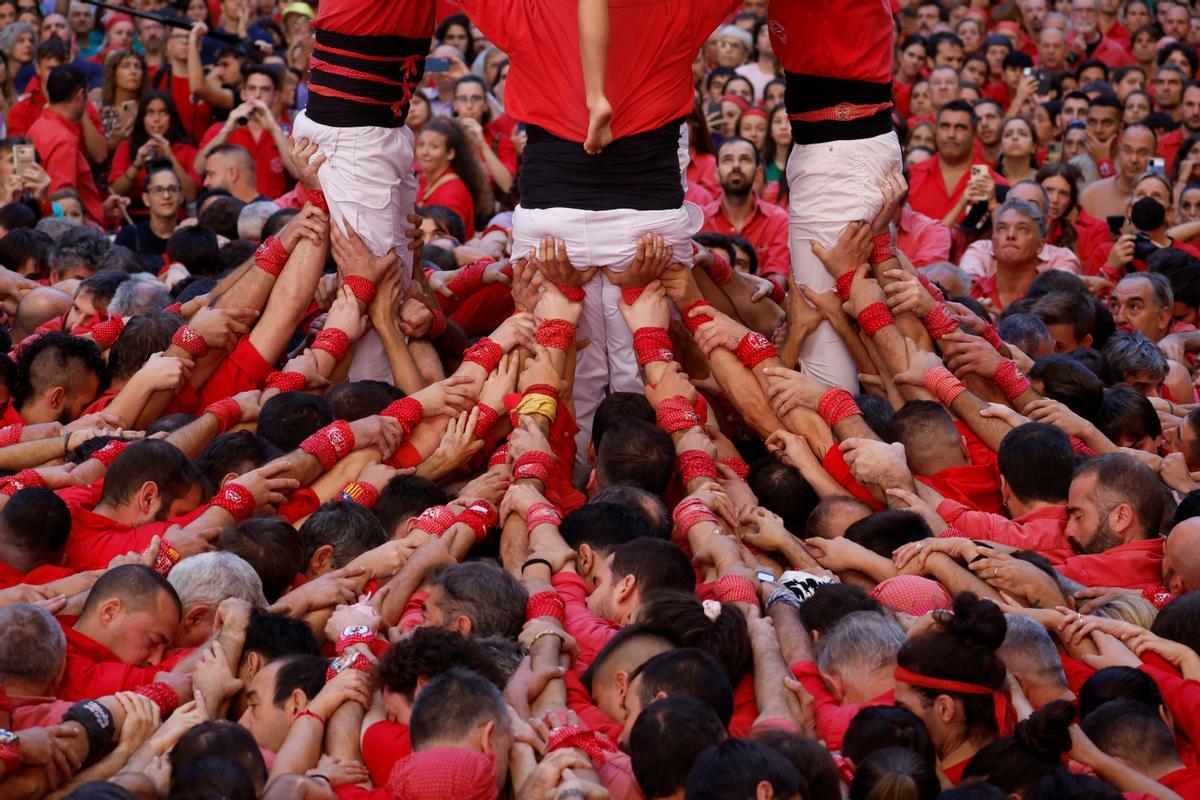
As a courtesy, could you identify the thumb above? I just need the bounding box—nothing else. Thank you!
[811,240,829,262]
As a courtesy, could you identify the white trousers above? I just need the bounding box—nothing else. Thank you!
[293,112,418,383]
[786,130,903,390]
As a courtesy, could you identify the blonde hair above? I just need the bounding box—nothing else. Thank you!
[1093,595,1158,629]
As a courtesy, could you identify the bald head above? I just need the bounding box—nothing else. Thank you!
[1165,518,1200,596]
[12,287,71,342]
[583,626,676,722]
[805,496,873,539]
[79,564,182,620]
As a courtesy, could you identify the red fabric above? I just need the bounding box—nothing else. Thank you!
[59,622,188,700]
[869,575,952,615]
[1058,537,1165,589]
[551,571,618,668]
[62,502,171,571]
[688,152,720,200]
[7,78,101,138]
[943,758,970,786]
[1160,767,1200,796]
[821,446,886,511]
[276,488,321,524]
[898,205,952,267]
[152,68,212,143]
[109,139,199,200]
[937,501,1074,563]
[1139,655,1200,760]
[769,0,893,87]
[1061,653,1096,697]
[200,121,289,200]
[361,720,412,788]
[790,660,894,752]
[563,669,624,743]
[907,154,1007,224]
[196,335,273,406]
[1161,127,1186,179]
[701,194,791,277]
[1088,239,1200,280]
[383,747,497,800]
[919,460,1003,514]
[418,171,475,240]
[1066,32,1133,69]
[729,673,760,739]
[315,0,434,38]
[463,0,739,142]
[0,560,76,590]
[482,118,518,179]
[449,283,515,338]
[27,108,104,223]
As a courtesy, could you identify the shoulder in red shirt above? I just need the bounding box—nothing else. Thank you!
[770,0,893,85]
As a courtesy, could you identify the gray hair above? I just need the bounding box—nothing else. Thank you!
[999,614,1067,688]
[919,262,973,298]
[168,551,267,609]
[995,197,1047,239]
[0,603,66,682]
[431,560,529,639]
[1117,272,1174,313]
[815,610,906,675]
[109,273,172,316]
[1103,331,1168,382]
[50,225,111,273]
[0,23,35,58]
[237,200,280,242]
[35,216,82,241]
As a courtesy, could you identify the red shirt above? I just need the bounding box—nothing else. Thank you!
[196,335,273,407]
[59,622,170,700]
[8,77,102,139]
[0,560,76,590]
[1068,32,1134,69]
[898,204,952,267]
[770,0,893,86]
[907,154,1006,224]
[1159,127,1190,178]
[937,501,1073,562]
[61,490,173,572]
[552,571,618,668]
[1058,536,1164,589]
[27,108,104,223]
[482,117,518,180]
[688,153,720,200]
[921,461,1003,514]
[417,171,475,240]
[110,139,199,199]
[1160,767,1200,796]
[791,660,894,752]
[701,194,791,277]
[361,720,412,788]
[150,67,213,144]
[200,121,289,200]
[463,0,740,142]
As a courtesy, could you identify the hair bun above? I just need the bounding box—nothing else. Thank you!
[945,593,1008,652]
[1014,700,1075,763]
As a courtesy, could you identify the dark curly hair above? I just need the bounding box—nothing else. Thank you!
[375,627,505,700]
[9,331,107,411]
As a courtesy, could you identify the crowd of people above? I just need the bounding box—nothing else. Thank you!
[4,0,1200,799]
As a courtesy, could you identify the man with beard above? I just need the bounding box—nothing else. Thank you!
[1079,124,1155,220]
[2,331,104,427]
[907,101,1003,224]
[1156,82,1200,176]
[975,99,1004,164]
[700,137,789,279]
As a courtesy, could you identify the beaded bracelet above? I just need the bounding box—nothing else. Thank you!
[526,590,566,623]
[89,316,126,350]
[922,302,958,339]
[993,359,1031,402]
[735,331,777,368]
[715,573,758,605]
[172,325,209,359]
[621,286,646,305]
[254,236,288,277]
[339,481,381,509]
[448,259,490,297]
[91,440,129,467]
[0,469,45,496]
[816,388,860,428]
[513,450,553,483]
[633,327,674,366]
[312,328,351,361]
[473,403,500,438]
[680,299,713,335]
[857,301,895,337]
[525,502,562,529]
[411,504,458,537]
[869,233,895,265]
[381,397,424,435]
[152,538,182,576]
[212,482,256,522]
[0,424,21,447]
[343,275,376,305]
[535,318,575,351]
[672,497,717,533]
[678,449,721,484]
[463,337,503,372]
[656,395,701,434]
[205,397,242,433]
[265,371,306,392]
[553,283,585,302]
[923,366,967,406]
[299,420,355,471]
[835,270,857,302]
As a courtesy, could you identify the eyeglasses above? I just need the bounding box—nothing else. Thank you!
[147,185,181,196]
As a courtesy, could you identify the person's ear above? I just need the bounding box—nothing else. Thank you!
[309,544,335,576]
[577,543,594,576]
[477,719,497,755]
[243,650,263,682]
[184,603,212,633]
[1081,333,1093,349]
[137,480,159,515]
[288,687,308,717]
[754,779,775,800]
[614,670,629,703]
[613,573,637,607]
[1111,501,1135,537]
[45,385,66,411]
[100,597,123,624]
[823,671,847,704]
[934,694,958,725]
[219,471,238,488]
[451,614,473,636]
[142,190,151,207]
[999,474,1012,508]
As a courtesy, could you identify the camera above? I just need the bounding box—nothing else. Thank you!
[1132,232,1158,263]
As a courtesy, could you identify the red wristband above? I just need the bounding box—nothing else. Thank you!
[172,325,208,358]
[205,397,242,433]
[448,259,490,297]
[553,283,585,302]
[0,469,45,495]
[857,301,894,336]
[335,631,388,658]
[338,481,381,508]
[133,681,179,717]
[981,323,1005,352]
[90,316,125,350]
[163,302,183,315]
[212,482,256,522]
[91,440,129,467]
[0,741,22,773]
[306,189,328,214]
[473,403,500,438]
[735,331,777,368]
[545,725,618,767]
[869,233,894,265]
[633,327,674,366]
[621,286,646,305]
[705,252,733,286]
[382,397,424,435]
[816,388,860,428]
[513,450,553,483]
[427,304,446,338]
[656,394,701,433]
[672,497,717,532]
[463,337,502,372]
[720,456,750,479]
[265,371,306,392]
[525,502,562,529]
[993,359,1031,402]
[835,270,856,302]
[299,420,355,470]
[917,273,945,302]
[526,591,566,623]
[152,538,182,576]
[715,573,758,605]
[457,498,498,542]
[488,444,509,469]
[254,236,288,277]
[343,275,376,305]
[1142,584,1175,610]
[680,299,713,335]
[678,449,720,484]
[411,505,458,537]
[312,327,351,361]
[0,424,21,447]
[923,302,958,339]
[535,319,575,351]
[923,366,966,406]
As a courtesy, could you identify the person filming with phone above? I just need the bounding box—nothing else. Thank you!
[907,100,1006,227]
[107,91,199,216]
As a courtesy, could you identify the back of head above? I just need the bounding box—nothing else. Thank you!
[166,226,220,277]
[298,499,388,571]
[0,602,65,683]
[1103,331,1167,384]
[325,380,403,421]
[271,654,327,706]
[935,785,1009,800]
[79,564,182,620]
[1080,699,1178,770]
[168,551,267,609]
[845,510,932,557]
[1032,290,1095,345]
[107,312,179,383]
[257,392,334,453]
[595,419,675,495]
[849,747,940,800]
[890,400,962,474]
[46,63,86,104]
[748,456,819,534]
[817,610,906,677]
[844,706,938,768]
[195,431,282,493]
[755,732,842,800]
[612,537,695,599]
[637,591,752,685]
[685,738,804,800]
[588,485,671,540]
[1078,666,1164,719]
[1074,452,1165,539]
[217,518,304,603]
[408,667,508,750]
[171,721,267,795]
[431,560,528,639]
[1151,591,1200,658]
[997,423,1075,504]
[1027,771,1123,800]
[963,700,1076,793]
[630,695,726,800]
[373,474,450,537]
[997,312,1052,357]
[633,647,734,726]
[198,196,246,241]
[168,755,255,800]
[12,330,107,411]
[1097,383,1161,448]
[1029,354,1104,420]
[377,627,505,700]
[999,613,1068,690]
[800,582,883,636]
[97,439,200,512]
[560,501,652,553]
[805,496,873,539]
[592,391,655,451]
[241,608,321,662]
[0,486,71,561]
[236,200,280,242]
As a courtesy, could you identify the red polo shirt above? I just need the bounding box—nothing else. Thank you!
[0,560,76,590]
[7,77,102,137]
[701,194,791,277]
[920,461,1004,514]
[551,571,618,669]
[27,108,104,223]
[59,621,186,700]
[362,720,412,788]
[937,501,1073,562]
[907,154,1006,224]
[200,121,290,200]
[791,660,894,752]
[151,67,212,144]
[898,204,952,267]
[1057,536,1164,589]
[1161,767,1200,796]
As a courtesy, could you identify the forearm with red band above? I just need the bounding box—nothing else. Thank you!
[427,304,446,338]
[634,327,674,366]
[90,316,125,350]
[817,389,860,428]
[134,682,180,717]
[680,299,712,335]
[525,502,562,529]
[715,573,758,605]
[856,302,894,336]
[980,323,1005,352]
[917,273,945,302]
[673,497,717,532]
[335,631,388,659]
[554,283,585,302]
[720,456,750,479]
[769,279,786,305]
[1142,584,1176,610]
[382,397,424,435]
[0,741,21,772]
[526,591,566,623]
[0,469,45,495]
[152,539,181,575]
[457,499,498,542]
[338,481,380,508]
[463,337,502,372]
[535,319,575,351]
[835,271,856,302]
[473,404,499,438]
[678,449,720,484]
[312,328,351,361]
[546,725,618,766]
[343,275,376,305]
[736,332,777,368]
[993,359,1032,402]
[448,260,490,297]
[656,395,701,433]
[306,189,328,213]
[212,482,256,522]
[172,325,209,358]
[922,302,958,339]
[265,371,306,392]
[621,286,646,305]
[411,505,458,537]
[705,252,733,285]
[205,397,242,433]
[513,450,553,483]
[488,444,509,469]
[923,366,967,406]
[299,420,355,470]
[0,424,21,447]
[870,233,895,265]
[91,440,129,467]
[254,236,288,277]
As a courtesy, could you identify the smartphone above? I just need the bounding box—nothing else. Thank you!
[706,99,723,117]
[119,99,136,118]
[971,164,988,180]
[425,56,451,73]
[1037,69,1052,95]
[1046,141,1062,164]
[12,144,35,178]
[1023,66,1033,77]
[756,570,776,584]
[1106,214,1126,236]
[1149,157,1166,175]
